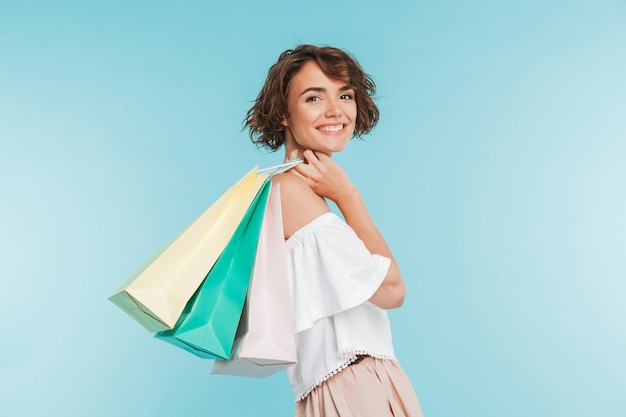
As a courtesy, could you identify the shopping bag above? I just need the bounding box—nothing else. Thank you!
[109,167,267,332]
[152,159,301,359]
[211,183,297,377]
[154,180,271,359]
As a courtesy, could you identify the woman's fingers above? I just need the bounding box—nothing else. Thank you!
[287,150,355,202]
[302,149,321,167]
[313,151,332,163]
[296,151,327,181]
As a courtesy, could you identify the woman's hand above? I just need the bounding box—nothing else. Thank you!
[287,149,358,204]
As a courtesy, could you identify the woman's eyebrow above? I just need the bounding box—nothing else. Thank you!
[299,85,353,96]
[299,87,325,96]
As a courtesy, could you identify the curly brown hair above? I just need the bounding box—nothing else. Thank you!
[245,44,380,152]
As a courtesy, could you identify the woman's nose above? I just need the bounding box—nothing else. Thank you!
[325,100,342,117]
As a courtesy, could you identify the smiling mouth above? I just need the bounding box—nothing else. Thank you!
[318,124,344,132]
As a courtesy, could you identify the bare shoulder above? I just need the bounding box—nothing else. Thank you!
[272,171,330,239]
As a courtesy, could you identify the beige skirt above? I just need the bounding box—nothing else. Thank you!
[295,356,424,417]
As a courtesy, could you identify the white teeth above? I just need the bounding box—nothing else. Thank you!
[319,125,343,132]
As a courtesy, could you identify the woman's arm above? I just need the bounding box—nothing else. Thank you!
[285,149,406,309]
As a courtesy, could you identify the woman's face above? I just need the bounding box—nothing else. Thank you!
[282,61,357,156]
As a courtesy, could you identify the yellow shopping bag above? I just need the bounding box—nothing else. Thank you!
[109,167,268,332]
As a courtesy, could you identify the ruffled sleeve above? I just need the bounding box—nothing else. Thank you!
[285,212,391,333]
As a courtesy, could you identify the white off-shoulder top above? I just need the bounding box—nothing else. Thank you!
[285,212,397,401]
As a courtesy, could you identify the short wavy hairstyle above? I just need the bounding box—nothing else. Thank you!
[245,44,380,152]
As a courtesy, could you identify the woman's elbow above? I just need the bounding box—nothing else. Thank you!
[370,280,406,309]
[384,263,406,308]
[388,281,406,309]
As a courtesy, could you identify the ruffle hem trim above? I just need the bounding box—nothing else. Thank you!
[295,350,397,402]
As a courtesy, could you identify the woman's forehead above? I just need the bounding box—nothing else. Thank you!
[288,61,350,94]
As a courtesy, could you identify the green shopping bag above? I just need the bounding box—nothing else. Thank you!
[154,180,272,360]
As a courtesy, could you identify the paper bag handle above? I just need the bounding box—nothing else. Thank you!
[257,158,303,178]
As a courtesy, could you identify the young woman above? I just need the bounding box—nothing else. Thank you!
[245,44,424,417]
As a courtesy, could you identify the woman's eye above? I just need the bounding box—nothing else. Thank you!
[306,96,320,102]
[340,93,353,100]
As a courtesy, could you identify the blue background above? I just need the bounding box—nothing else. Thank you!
[1,1,625,416]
